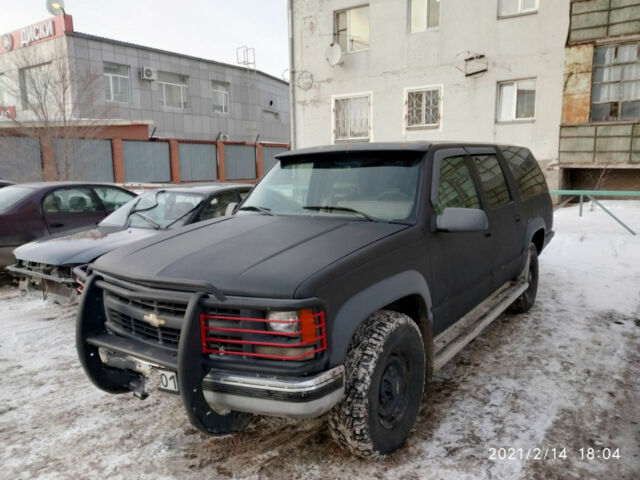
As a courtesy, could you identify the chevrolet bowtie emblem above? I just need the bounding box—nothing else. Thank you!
[142,313,166,328]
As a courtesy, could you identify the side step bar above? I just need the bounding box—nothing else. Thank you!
[432,279,528,372]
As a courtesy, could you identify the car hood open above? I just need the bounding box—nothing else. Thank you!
[13,226,158,266]
[94,215,408,298]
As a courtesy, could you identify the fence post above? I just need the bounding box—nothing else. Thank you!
[168,139,180,184]
[111,139,125,183]
[216,141,226,181]
[255,142,264,179]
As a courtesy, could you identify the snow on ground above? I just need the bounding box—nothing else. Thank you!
[0,200,639,480]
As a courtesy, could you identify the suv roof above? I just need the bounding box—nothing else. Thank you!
[276,142,527,160]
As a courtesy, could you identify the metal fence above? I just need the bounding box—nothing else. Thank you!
[53,139,114,182]
[0,137,43,182]
[225,144,256,180]
[123,140,171,183]
[179,142,218,182]
[262,146,288,174]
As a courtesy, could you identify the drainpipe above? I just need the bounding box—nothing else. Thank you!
[287,0,296,150]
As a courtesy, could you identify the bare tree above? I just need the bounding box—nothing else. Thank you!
[0,47,111,181]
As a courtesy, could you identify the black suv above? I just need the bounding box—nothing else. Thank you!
[76,142,553,456]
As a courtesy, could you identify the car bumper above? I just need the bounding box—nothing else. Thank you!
[76,272,341,433]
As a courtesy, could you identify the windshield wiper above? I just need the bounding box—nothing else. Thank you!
[238,205,275,216]
[164,204,200,229]
[130,211,161,229]
[303,205,379,222]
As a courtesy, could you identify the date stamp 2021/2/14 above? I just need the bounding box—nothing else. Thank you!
[488,447,621,461]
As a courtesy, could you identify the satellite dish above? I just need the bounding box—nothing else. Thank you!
[46,0,65,16]
[325,43,343,67]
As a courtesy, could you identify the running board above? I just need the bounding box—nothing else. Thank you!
[432,279,528,372]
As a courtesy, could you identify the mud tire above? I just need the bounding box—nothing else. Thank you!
[328,310,425,457]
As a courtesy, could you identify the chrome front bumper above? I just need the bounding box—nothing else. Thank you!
[201,366,345,419]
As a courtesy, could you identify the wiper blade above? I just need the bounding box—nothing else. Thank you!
[130,211,161,229]
[238,205,275,216]
[303,205,379,222]
[164,204,200,229]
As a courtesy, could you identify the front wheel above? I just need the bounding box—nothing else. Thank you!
[328,310,425,457]
[508,243,539,314]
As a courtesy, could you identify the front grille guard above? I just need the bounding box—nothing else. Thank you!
[76,273,327,436]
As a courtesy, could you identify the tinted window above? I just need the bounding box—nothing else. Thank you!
[434,156,481,215]
[243,154,421,222]
[42,188,100,213]
[197,191,239,221]
[93,187,135,213]
[501,147,548,200]
[472,155,511,209]
[0,186,34,212]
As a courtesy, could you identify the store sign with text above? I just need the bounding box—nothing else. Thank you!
[21,20,55,47]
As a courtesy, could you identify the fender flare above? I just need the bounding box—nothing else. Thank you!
[519,217,545,273]
[329,270,433,368]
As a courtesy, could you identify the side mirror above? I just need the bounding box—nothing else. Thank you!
[436,207,488,232]
[225,202,238,216]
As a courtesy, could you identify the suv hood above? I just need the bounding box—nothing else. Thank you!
[13,226,157,266]
[94,215,407,298]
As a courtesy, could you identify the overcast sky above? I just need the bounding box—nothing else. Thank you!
[0,0,289,78]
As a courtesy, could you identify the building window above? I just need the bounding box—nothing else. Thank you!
[104,62,130,103]
[591,43,640,122]
[335,5,370,53]
[498,0,537,17]
[496,79,536,122]
[211,81,229,114]
[19,63,50,111]
[409,0,440,32]
[333,94,370,142]
[158,72,188,110]
[0,73,9,106]
[406,86,441,127]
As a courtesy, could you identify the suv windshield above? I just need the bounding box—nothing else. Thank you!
[100,190,205,229]
[0,186,35,213]
[240,153,422,223]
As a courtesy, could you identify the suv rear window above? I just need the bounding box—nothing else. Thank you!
[501,146,548,200]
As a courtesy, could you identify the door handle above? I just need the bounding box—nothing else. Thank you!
[515,215,521,223]
[50,222,65,228]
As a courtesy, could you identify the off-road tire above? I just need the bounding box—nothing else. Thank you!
[328,310,425,457]
[508,243,539,314]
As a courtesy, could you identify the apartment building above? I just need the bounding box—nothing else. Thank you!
[289,0,570,188]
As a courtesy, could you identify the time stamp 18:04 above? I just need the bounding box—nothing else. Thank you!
[488,447,621,461]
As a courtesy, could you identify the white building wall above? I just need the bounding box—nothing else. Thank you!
[292,0,570,166]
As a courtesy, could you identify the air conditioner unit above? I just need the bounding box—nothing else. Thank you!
[140,66,157,81]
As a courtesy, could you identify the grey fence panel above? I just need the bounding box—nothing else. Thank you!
[179,143,218,182]
[0,137,42,182]
[53,139,114,182]
[225,145,256,180]
[262,146,288,175]
[123,140,171,183]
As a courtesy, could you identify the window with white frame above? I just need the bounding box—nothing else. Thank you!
[158,71,188,110]
[104,62,130,103]
[498,0,537,17]
[496,79,536,122]
[591,43,640,122]
[333,94,370,141]
[409,0,440,32]
[335,5,370,53]
[19,63,51,111]
[211,81,229,114]
[406,86,441,127]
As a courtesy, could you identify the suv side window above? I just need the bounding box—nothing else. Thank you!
[434,156,481,215]
[42,188,100,213]
[500,146,548,200]
[472,155,511,209]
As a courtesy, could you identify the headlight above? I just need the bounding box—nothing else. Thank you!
[266,310,299,333]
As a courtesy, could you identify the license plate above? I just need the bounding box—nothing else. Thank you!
[158,369,179,393]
